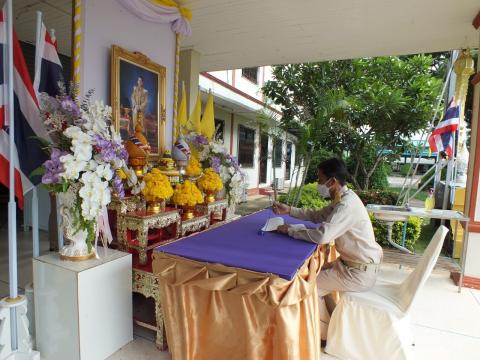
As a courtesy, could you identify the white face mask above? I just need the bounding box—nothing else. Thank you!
[317,182,331,199]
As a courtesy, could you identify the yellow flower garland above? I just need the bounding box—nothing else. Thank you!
[197,168,223,193]
[185,156,202,177]
[172,180,204,207]
[142,168,174,201]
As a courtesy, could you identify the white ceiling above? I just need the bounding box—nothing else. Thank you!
[10,0,480,70]
[14,0,72,56]
[181,0,480,71]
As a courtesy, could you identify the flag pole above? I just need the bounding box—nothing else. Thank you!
[6,0,19,350]
[32,11,43,258]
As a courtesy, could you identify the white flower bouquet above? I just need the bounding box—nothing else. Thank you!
[39,88,129,256]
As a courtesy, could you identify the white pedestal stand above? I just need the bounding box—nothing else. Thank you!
[33,248,132,360]
[0,296,40,360]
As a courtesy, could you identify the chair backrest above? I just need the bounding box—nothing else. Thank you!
[397,225,449,313]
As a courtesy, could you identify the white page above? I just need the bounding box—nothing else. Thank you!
[261,216,284,231]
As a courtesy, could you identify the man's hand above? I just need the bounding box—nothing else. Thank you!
[272,202,290,215]
[276,224,290,234]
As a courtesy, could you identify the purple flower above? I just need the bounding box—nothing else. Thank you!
[112,176,125,198]
[42,148,66,185]
[227,154,240,170]
[211,156,221,173]
[61,97,80,118]
[194,134,209,145]
[93,135,128,163]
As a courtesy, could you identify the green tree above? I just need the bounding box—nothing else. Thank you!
[263,55,444,190]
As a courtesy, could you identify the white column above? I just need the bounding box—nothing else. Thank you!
[179,49,201,113]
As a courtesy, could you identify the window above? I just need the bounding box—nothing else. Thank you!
[285,142,293,180]
[273,139,283,167]
[214,119,225,142]
[238,125,255,168]
[241,67,259,84]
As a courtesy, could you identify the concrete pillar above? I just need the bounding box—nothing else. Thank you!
[463,28,480,281]
[179,49,201,114]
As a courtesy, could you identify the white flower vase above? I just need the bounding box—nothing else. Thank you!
[58,188,96,261]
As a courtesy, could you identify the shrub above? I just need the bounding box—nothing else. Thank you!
[346,150,392,190]
[356,189,398,206]
[418,167,446,190]
[370,215,423,251]
[304,149,336,184]
[279,183,328,209]
[400,164,411,176]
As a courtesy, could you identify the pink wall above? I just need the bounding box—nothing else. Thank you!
[81,0,176,149]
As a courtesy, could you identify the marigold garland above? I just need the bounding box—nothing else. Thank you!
[197,168,223,193]
[185,156,202,177]
[142,168,174,201]
[172,180,204,207]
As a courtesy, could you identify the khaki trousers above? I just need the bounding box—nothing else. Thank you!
[317,259,378,340]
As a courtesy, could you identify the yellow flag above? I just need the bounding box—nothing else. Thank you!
[201,92,215,140]
[188,92,202,133]
[177,83,188,137]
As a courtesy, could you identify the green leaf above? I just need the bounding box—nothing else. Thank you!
[29,166,45,179]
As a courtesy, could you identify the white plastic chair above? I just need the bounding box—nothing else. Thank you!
[325,225,449,360]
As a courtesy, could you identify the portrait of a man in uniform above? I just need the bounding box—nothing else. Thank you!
[112,45,166,158]
[130,76,148,133]
[118,59,159,153]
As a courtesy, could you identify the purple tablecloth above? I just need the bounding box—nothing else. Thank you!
[155,209,318,280]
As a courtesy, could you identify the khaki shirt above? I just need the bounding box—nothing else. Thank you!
[288,187,383,264]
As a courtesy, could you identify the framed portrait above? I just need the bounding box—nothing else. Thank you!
[111,45,166,159]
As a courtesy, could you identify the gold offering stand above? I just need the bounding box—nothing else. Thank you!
[179,213,210,237]
[120,199,225,351]
[108,195,143,245]
[119,209,181,265]
[196,198,228,225]
[132,268,167,350]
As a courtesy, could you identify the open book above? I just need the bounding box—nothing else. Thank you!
[261,217,307,232]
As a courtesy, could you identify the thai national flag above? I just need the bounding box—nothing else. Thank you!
[33,21,64,97]
[428,100,460,158]
[0,7,49,209]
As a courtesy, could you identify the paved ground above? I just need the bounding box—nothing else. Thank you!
[388,174,423,188]
[235,194,272,215]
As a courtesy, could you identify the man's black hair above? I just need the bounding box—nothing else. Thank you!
[318,158,348,186]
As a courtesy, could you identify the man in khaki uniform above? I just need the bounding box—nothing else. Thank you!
[130,76,148,134]
[273,158,382,340]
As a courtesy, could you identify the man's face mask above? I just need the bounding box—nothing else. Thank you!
[317,179,332,198]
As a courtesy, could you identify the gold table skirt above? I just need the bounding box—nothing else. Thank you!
[152,247,324,360]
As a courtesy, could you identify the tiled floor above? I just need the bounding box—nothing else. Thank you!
[1,228,480,359]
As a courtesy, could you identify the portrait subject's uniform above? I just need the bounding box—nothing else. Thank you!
[288,187,383,294]
[131,85,148,132]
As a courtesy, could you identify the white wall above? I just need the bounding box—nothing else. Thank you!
[81,0,176,149]
[208,70,230,84]
[465,232,480,278]
[233,68,264,101]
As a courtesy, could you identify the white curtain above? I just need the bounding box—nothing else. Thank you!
[117,0,191,36]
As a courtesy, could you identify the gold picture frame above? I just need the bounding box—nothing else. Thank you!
[111,45,166,160]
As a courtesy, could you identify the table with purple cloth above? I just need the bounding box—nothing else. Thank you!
[152,209,325,360]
